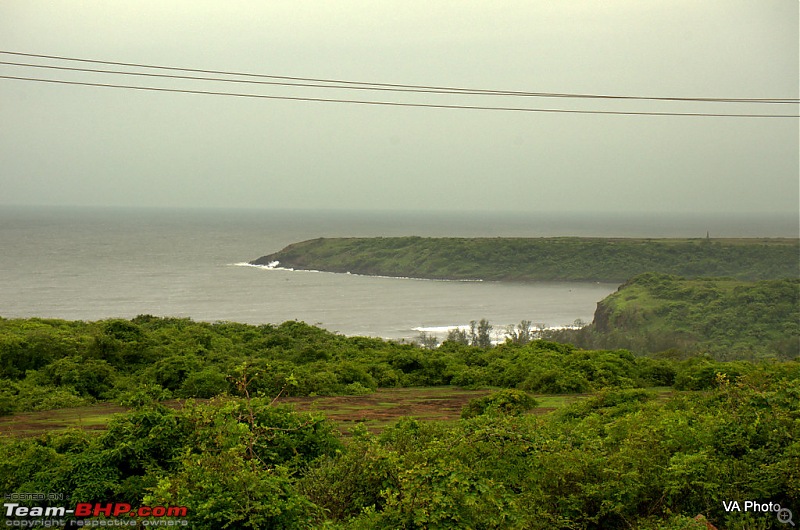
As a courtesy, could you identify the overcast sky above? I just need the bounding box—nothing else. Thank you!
[0,1,797,215]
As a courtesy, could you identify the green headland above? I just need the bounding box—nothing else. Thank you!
[251,236,799,282]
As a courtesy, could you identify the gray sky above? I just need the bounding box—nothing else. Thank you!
[1,1,798,215]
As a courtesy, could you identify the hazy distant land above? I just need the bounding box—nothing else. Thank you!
[252,236,800,283]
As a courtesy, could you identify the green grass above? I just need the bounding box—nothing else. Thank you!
[534,395,580,408]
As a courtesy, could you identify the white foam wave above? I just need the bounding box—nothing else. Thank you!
[234,262,483,282]
[412,323,584,346]
[233,262,323,273]
[413,323,580,334]
[234,261,280,269]
[413,325,470,333]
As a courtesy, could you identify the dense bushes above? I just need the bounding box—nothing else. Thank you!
[0,315,796,416]
[1,315,798,528]
[460,388,537,419]
[293,371,799,529]
[1,397,342,529]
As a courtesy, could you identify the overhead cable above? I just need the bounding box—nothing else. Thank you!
[2,74,797,118]
[1,50,797,105]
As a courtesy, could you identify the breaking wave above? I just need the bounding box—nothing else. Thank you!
[234,262,483,282]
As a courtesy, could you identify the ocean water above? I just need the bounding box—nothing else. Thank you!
[0,206,795,342]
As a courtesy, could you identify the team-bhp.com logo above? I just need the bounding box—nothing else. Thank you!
[73,504,187,518]
[4,502,189,527]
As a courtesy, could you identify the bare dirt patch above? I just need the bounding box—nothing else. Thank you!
[277,387,496,434]
[0,387,568,437]
[0,403,128,437]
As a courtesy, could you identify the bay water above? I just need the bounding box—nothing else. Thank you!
[1,206,795,342]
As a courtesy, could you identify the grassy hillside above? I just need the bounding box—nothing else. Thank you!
[252,236,799,282]
[550,273,800,359]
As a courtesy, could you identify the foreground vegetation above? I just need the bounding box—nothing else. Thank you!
[1,315,798,528]
[251,236,799,282]
[2,368,797,529]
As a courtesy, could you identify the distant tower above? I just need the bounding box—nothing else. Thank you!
[706,231,710,240]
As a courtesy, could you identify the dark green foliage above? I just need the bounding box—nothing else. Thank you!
[0,379,90,412]
[635,356,678,386]
[558,387,657,421]
[42,356,116,398]
[295,370,799,529]
[673,357,739,390]
[143,398,341,529]
[0,320,90,379]
[460,388,537,418]
[301,428,400,521]
[145,353,202,392]
[0,313,794,423]
[0,316,797,528]
[0,397,341,528]
[178,367,231,398]
[0,315,740,417]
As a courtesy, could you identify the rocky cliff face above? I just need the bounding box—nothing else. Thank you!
[592,299,613,333]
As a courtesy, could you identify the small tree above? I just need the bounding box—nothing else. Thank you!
[416,331,439,350]
[471,319,493,348]
[445,327,469,345]
[506,320,533,345]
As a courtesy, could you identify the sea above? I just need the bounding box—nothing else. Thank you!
[1,206,796,343]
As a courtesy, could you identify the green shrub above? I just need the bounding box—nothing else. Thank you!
[461,389,537,419]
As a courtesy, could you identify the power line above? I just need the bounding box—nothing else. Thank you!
[2,74,797,118]
[1,50,797,105]
[4,60,798,106]
[0,60,528,97]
